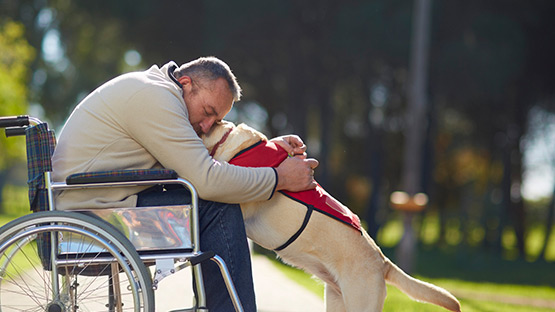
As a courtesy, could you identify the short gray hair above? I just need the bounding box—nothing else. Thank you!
[175,56,242,101]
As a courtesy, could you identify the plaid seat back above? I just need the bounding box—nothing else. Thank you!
[24,123,56,270]
[25,123,56,212]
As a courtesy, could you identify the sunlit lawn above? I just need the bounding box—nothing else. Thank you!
[263,210,555,312]
[0,206,42,276]
[0,185,47,276]
[267,251,555,311]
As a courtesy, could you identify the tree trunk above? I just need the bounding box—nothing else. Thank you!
[318,90,332,188]
[396,0,433,273]
[365,125,384,239]
[538,183,555,260]
[510,101,528,258]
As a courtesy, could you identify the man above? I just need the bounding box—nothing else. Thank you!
[52,56,318,311]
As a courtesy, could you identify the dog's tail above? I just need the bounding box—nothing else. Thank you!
[384,259,461,312]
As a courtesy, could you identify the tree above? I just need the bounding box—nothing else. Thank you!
[4,0,555,260]
[0,20,36,212]
[429,0,555,257]
[397,0,433,274]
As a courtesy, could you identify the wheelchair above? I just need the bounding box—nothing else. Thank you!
[0,115,244,312]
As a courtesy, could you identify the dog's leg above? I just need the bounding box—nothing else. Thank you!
[339,264,386,312]
[325,283,346,312]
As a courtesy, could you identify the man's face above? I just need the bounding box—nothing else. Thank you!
[182,77,234,135]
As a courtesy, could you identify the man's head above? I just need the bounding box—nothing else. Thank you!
[174,57,242,135]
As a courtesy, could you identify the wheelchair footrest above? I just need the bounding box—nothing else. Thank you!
[189,251,215,266]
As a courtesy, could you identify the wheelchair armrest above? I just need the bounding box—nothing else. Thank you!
[66,169,178,185]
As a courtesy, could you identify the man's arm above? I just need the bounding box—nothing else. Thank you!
[123,87,277,203]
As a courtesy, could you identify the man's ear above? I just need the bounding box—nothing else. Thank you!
[178,76,192,87]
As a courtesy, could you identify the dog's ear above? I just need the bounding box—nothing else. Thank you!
[212,122,268,162]
[201,120,236,151]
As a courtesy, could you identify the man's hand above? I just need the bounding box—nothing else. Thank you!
[275,156,319,192]
[270,135,307,158]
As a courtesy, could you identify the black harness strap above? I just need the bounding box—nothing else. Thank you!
[229,143,320,252]
[274,205,313,251]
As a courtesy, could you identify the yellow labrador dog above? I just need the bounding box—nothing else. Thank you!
[202,121,461,312]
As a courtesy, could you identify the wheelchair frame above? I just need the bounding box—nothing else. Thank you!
[0,115,244,312]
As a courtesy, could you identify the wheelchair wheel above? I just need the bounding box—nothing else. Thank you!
[0,211,154,312]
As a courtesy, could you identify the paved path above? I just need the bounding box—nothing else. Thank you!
[155,254,325,311]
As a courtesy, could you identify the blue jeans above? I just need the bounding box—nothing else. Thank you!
[136,185,256,312]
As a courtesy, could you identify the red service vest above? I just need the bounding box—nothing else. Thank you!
[229,140,362,233]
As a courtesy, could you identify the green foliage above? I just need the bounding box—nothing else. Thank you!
[378,211,555,262]
[0,20,35,169]
[1,185,28,217]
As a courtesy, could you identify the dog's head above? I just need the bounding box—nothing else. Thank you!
[202,120,236,153]
[202,120,268,162]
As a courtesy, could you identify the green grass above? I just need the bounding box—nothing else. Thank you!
[0,185,42,275]
[267,253,555,311]
[261,214,555,312]
[267,256,325,298]
[385,285,555,312]
[420,277,555,303]
[0,215,42,276]
[0,211,42,276]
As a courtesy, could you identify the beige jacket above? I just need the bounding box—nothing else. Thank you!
[52,62,276,210]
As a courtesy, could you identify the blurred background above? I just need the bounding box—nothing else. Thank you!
[1,0,555,310]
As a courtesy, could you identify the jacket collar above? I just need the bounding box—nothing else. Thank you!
[167,63,182,88]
